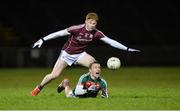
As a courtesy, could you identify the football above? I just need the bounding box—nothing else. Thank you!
[107,57,121,70]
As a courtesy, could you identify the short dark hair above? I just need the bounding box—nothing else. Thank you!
[89,61,100,69]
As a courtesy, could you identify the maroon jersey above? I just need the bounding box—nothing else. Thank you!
[62,24,105,54]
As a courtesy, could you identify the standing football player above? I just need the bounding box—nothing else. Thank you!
[57,61,108,98]
[31,12,140,96]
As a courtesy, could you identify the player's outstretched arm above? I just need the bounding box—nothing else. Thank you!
[74,85,87,95]
[32,29,70,48]
[100,36,140,52]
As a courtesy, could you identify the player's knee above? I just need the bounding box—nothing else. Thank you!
[66,91,76,98]
[88,58,96,66]
[91,58,96,63]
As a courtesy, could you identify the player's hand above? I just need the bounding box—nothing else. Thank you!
[127,48,141,52]
[88,84,97,91]
[32,39,44,48]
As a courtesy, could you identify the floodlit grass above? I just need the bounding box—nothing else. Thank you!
[0,67,180,110]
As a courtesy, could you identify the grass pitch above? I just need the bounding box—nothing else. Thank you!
[0,67,180,110]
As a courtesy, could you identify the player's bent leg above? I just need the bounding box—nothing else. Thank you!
[31,58,68,96]
[57,78,70,93]
[76,52,96,67]
[40,58,68,87]
[57,79,75,97]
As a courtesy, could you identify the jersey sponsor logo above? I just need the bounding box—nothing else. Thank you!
[89,34,93,39]
[76,33,93,42]
[84,81,100,90]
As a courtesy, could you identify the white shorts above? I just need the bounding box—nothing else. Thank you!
[59,50,86,66]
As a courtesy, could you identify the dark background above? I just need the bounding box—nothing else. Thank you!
[0,0,180,67]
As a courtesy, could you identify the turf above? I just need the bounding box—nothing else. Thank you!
[0,67,180,110]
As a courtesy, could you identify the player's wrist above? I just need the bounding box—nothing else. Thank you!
[41,38,45,42]
[126,47,129,51]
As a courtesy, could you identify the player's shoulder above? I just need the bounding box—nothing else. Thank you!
[79,73,90,80]
[94,28,106,36]
[80,73,89,77]
[67,24,85,31]
[94,28,101,33]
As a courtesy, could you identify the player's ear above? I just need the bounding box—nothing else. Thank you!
[85,19,88,24]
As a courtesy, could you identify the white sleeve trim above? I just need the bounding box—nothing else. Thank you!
[74,85,87,95]
[100,36,128,51]
[43,29,70,41]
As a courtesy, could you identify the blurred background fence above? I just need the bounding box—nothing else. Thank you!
[0,45,179,67]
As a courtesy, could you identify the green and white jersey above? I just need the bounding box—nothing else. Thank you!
[73,73,108,98]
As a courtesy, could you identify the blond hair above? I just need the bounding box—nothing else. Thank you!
[86,12,99,21]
